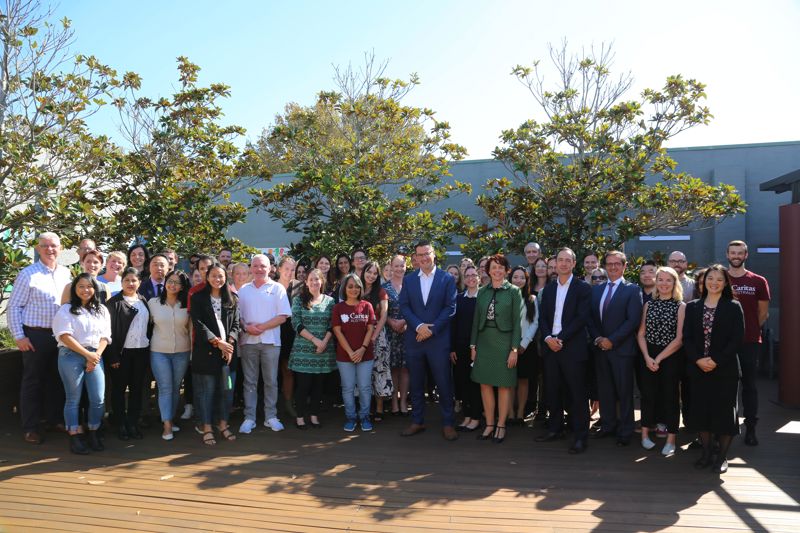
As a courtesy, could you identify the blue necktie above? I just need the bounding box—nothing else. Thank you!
[602,282,615,320]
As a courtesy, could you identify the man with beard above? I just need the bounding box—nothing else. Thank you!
[726,240,770,446]
[667,251,695,301]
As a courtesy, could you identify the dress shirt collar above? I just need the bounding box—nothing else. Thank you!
[557,274,574,288]
[418,266,437,279]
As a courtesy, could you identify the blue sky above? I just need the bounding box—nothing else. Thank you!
[51,0,800,158]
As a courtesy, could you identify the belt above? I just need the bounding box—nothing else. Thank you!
[24,325,53,332]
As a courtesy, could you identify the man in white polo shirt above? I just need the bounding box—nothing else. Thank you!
[237,254,292,433]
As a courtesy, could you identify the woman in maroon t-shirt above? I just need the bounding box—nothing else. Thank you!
[332,273,376,432]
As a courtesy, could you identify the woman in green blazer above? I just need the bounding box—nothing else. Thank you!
[470,254,522,443]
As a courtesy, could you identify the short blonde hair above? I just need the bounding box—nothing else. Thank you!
[654,266,683,301]
[106,251,127,266]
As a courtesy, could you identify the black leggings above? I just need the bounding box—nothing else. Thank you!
[110,347,150,426]
[453,347,482,419]
[294,372,326,418]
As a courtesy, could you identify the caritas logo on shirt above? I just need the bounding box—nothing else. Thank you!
[341,313,369,323]
[731,283,757,297]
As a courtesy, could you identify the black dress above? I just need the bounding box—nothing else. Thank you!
[683,298,744,436]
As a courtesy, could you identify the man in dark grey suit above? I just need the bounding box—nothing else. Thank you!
[587,250,643,446]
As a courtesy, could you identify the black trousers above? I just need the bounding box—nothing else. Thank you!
[453,346,482,419]
[20,327,64,431]
[739,342,760,423]
[639,344,683,434]
[595,348,636,439]
[294,372,326,418]
[109,347,150,426]
[543,348,588,441]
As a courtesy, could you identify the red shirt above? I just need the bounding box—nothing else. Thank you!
[331,300,376,362]
[729,271,770,343]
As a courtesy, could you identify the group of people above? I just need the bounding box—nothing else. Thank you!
[8,233,769,475]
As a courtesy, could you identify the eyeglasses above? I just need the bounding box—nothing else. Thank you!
[165,279,182,286]
[668,259,687,264]
[591,275,607,280]
[464,274,479,279]
[605,262,623,267]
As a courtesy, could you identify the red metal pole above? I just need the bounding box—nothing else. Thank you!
[778,203,800,407]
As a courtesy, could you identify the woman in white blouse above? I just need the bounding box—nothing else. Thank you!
[53,273,112,455]
[105,267,151,441]
[149,270,192,440]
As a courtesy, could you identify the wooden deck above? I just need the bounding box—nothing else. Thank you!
[1,378,798,532]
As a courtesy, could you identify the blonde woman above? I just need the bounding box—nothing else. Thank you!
[636,267,686,456]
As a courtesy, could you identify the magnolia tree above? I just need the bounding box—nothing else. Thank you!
[95,57,267,259]
[0,0,124,308]
[251,53,469,262]
[458,42,745,260]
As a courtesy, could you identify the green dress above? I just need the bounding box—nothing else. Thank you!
[288,294,336,374]
[470,281,522,387]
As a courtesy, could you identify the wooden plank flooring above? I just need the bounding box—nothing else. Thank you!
[1,378,798,532]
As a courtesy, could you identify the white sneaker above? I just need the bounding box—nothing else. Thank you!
[662,442,676,456]
[239,419,257,434]
[641,437,656,450]
[265,417,284,432]
[180,404,193,420]
[171,425,181,432]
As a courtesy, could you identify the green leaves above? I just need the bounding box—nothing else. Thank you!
[464,42,744,259]
[251,54,467,261]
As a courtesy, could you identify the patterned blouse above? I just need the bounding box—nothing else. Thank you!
[702,305,717,358]
[288,294,336,374]
[644,298,680,346]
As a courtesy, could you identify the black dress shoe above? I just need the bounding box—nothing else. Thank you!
[744,428,759,446]
[70,434,90,455]
[592,429,616,439]
[568,440,587,454]
[694,454,713,469]
[118,425,130,441]
[88,430,105,451]
[128,424,143,440]
[535,431,564,442]
[616,437,631,447]
[711,458,729,474]
[295,420,308,430]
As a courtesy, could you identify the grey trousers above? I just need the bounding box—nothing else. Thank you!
[239,343,281,421]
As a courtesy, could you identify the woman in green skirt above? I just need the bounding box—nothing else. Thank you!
[470,254,522,444]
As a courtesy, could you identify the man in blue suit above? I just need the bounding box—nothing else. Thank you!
[536,247,593,454]
[399,241,458,441]
[587,250,643,446]
[138,253,169,301]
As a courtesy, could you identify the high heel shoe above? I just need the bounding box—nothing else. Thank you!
[493,426,507,444]
[477,424,495,441]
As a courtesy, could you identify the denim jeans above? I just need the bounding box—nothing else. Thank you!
[240,343,280,421]
[150,351,190,423]
[192,370,235,426]
[337,360,374,421]
[57,347,105,431]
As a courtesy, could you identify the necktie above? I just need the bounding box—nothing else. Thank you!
[157,283,163,296]
[601,281,615,320]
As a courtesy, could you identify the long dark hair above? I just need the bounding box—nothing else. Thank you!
[700,264,736,301]
[202,264,236,309]
[69,273,103,316]
[127,243,150,270]
[360,261,382,309]
[314,254,336,289]
[160,270,190,308]
[335,253,352,280]
[509,266,536,322]
[299,268,327,309]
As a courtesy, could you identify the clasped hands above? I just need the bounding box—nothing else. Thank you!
[696,356,717,373]
[595,337,614,351]
[311,337,329,354]
[213,337,234,363]
[348,346,366,363]
[416,323,433,342]
[245,322,269,336]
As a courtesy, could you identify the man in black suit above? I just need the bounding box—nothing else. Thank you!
[536,247,592,454]
[587,250,643,446]
[138,253,170,301]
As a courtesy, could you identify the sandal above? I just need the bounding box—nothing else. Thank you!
[218,426,236,441]
[202,431,216,446]
[478,424,495,441]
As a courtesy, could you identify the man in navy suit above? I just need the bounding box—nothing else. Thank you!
[399,241,458,441]
[138,253,169,301]
[536,247,592,454]
[587,250,643,446]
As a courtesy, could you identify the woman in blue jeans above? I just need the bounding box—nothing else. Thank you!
[190,264,240,445]
[149,270,191,440]
[332,273,376,432]
[52,274,112,454]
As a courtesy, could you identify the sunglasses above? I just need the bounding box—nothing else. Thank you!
[591,275,607,280]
